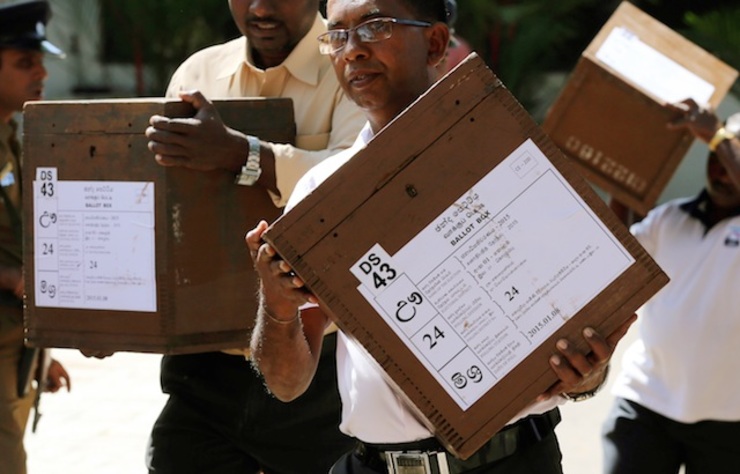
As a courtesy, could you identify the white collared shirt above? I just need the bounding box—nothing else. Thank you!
[612,196,740,423]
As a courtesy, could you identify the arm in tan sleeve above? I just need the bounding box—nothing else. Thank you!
[269,92,366,207]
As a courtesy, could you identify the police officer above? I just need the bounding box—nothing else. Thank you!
[0,2,70,473]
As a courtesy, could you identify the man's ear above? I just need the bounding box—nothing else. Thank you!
[427,22,451,68]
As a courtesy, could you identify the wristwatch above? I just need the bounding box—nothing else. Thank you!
[235,135,262,186]
[708,126,735,152]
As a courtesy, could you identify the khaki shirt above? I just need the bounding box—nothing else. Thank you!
[0,120,22,268]
[165,13,365,208]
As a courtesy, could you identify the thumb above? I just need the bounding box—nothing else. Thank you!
[246,220,270,252]
[179,90,216,117]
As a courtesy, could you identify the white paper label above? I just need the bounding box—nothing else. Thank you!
[350,140,635,409]
[33,168,157,312]
[595,26,715,105]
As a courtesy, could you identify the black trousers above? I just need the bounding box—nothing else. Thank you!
[331,410,564,474]
[146,332,354,474]
[602,397,740,474]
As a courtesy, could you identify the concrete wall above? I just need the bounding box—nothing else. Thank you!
[42,0,156,99]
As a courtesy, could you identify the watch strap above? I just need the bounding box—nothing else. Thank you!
[708,126,735,152]
[235,135,262,186]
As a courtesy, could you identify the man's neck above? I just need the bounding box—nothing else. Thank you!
[707,199,740,226]
[250,49,290,70]
[368,81,437,134]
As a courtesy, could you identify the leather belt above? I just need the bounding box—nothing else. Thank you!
[355,409,561,473]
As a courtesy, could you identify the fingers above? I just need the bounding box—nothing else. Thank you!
[549,338,593,385]
[246,221,269,260]
[46,375,66,393]
[79,349,115,359]
[13,280,24,300]
[147,136,185,156]
[152,153,190,167]
[664,101,689,117]
[665,99,697,124]
[583,326,613,362]
[540,325,617,401]
[146,120,193,166]
[257,243,300,286]
[538,381,566,401]
[556,326,613,369]
[249,228,297,287]
[666,98,698,114]
[605,313,638,348]
[252,235,317,307]
[147,116,200,136]
[305,293,319,305]
[179,89,209,110]
[145,101,225,171]
[180,90,221,126]
[45,360,71,392]
[664,99,718,142]
[536,316,637,402]
[60,369,71,392]
[247,220,320,307]
[147,143,188,166]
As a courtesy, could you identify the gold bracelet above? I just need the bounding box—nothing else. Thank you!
[262,306,300,325]
[709,126,735,152]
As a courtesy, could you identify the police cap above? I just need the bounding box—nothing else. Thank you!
[0,0,64,57]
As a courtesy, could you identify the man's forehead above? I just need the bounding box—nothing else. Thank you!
[2,48,41,58]
[0,47,43,65]
[327,0,379,15]
[327,0,405,23]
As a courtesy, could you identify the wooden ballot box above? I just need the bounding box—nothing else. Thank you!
[262,54,669,460]
[543,1,738,215]
[22,98,295,354]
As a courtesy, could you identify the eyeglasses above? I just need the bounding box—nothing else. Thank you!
[317,17,432,55]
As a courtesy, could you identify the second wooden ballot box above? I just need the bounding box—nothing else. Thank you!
[22,97,295,354]
[543,1,737,215]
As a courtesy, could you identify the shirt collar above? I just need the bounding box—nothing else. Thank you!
[680,189,740,230]
[216,13,327,86]
[357,122,374,146]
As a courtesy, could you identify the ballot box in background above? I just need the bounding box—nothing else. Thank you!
[543,1,738,216]
[22,98,295,354]
[262,53,669,460]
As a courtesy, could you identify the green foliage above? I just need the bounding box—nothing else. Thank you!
[681,7,740,96]
[94,0,739,101]
[101,0,238,95]
[454,0,738,114]
[454,0,620,111]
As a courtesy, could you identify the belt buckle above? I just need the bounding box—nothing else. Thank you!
[384,451,431,474]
